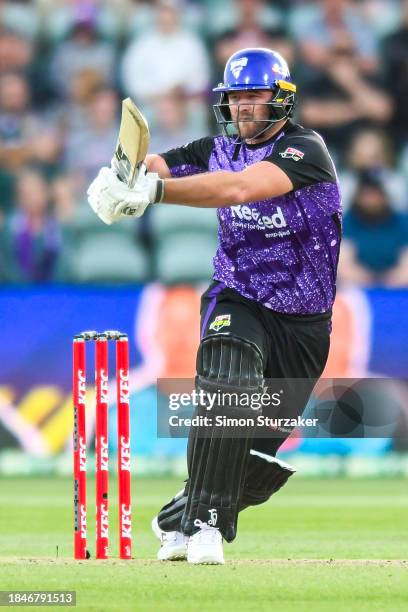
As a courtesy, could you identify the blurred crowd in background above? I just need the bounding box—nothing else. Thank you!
[0,0,408,286]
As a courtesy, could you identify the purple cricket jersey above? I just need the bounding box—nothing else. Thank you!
[161,120,342,315]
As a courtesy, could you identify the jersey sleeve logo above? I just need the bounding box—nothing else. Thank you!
[279,146,304,161]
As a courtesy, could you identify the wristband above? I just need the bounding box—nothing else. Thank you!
[153,179,165,204]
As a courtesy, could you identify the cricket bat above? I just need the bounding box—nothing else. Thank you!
[111,98,150,188]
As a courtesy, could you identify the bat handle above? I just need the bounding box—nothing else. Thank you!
[110,158,145,189]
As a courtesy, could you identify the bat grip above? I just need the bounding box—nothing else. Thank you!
[111,158,144,189]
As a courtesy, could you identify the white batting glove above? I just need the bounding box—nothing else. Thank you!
[87,165,163,225]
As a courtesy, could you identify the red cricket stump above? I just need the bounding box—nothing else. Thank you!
[73,329,132,560]
[116,334,132,559]
[73,337,87,560]
[95,334,109,559]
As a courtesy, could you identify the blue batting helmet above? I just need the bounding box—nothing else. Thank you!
[213,48,297,138]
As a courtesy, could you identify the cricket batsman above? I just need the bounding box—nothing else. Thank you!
[88,48,342,564]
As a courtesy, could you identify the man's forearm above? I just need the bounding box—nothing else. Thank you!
[160,171,245,208]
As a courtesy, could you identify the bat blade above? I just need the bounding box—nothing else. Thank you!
[112,98,150,187]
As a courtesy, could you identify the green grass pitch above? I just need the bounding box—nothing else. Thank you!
[0,476,407,610]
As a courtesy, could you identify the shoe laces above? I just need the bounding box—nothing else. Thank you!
[193,519,221,544]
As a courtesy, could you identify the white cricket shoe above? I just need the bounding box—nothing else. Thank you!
[187,519,224,565]
[151,516,188,561]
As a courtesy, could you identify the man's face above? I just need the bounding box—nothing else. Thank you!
[356,185,389,216]
[0,74,29,112]
[227,90,273,141]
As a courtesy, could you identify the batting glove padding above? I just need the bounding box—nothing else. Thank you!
[87,165,160,225]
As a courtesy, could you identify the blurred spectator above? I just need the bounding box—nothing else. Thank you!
[300,39,392,158]
[49,6,116,99]
[41,0,124,44]
[1,168,64,283]
[0,2,40,40]
[291,0,379,77]
[203,0,283,37]
[214,0,293,80]
[64,86,119,194]
[340,128,407,211]
[121,0,210,102]
[126,0,204,38]
[0,72,61,175]
[339,171,408,287]
[0,27,53,107]
[0,167,15,217]
[383,0,408,148]
[58,68,106,135]
[52,174,77,224]
[149,89,203,152]
[0,71,33,173]
[359,0,401,40]
[0,29,32,75]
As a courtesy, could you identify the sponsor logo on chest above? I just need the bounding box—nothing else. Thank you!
[230,205,287,229]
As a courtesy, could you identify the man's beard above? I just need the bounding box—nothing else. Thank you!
[238,115,265,134]
[237,118,273,142]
